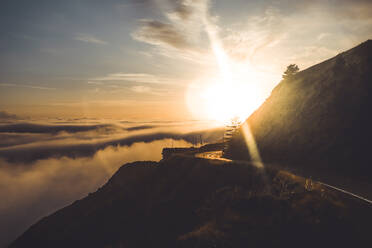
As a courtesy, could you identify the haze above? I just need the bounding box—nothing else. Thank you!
[1,0,372,120]
[1,0,372,247]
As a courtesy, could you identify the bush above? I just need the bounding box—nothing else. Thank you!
[282,64,299,79]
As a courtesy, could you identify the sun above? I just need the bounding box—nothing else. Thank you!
[203,80,263,124]
[186,64,265,125]
[186,24,267,125]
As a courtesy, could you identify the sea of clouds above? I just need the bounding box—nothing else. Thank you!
[0,113,223,247]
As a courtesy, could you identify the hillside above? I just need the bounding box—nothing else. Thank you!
[10,155,372,248]
[225,40,372,180]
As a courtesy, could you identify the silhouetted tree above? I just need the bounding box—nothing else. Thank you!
[282,64,299,79]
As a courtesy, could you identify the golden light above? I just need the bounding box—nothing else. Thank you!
[186,4,265,168]
[186,64,265,124]
[204,69,264,123]
[241,122,264,168]
[186,13,268,125]
[186,16,266,124]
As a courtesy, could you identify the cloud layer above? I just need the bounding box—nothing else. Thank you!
[0,120,222,163]
[0,118,222,247]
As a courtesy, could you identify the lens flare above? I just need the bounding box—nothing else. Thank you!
[241,122,264,168]
[184,9,266,124]
[190,6,264,168]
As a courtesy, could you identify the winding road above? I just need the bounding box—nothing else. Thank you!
[195,150,372,205]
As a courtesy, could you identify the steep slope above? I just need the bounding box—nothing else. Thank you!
[10,156,372,248]
[226,40,372,179]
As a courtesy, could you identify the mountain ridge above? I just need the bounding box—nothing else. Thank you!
[226,40,372,180]
[10,156,372,248]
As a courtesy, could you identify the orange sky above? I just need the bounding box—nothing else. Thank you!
[1,0,371,121]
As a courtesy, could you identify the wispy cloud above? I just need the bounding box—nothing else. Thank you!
[130,85,173,96]
[0,83,56,90]
[91,73,185,85]
[220,7,287,63]
[0,111,19,120]
[131,0,210,63]
[94,73,160,83]
[131,85,151,93]
[132,0,372,74]
[86,81,103,85]
[74,33,108,45]
[132,19,197,51]
[317,33,331,41]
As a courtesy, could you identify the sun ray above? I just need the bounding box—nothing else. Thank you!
[199,6,264,168]
[241,122,264,168]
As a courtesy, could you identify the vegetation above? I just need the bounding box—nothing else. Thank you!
[11,156,372,248]
[282,64,299,79]
[225,40,372,182]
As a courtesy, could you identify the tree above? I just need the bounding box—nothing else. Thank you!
[282,64,299,79]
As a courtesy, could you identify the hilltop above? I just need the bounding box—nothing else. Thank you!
[10,155,372,248]
[226,40,372,181]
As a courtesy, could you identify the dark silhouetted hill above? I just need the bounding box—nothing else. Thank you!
[225,40,372,180]
[10,156,372,248]
[10,41,372,248]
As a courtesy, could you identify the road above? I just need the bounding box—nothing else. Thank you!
[317,182,372,204]
[195,151,372,205]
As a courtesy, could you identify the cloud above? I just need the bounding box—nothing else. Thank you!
[0,83,56,90]
[0,111,19,120]
[131,85,152,93]
[317,33,331,41]
[0,117,224,247]
[131,0,214,56]
[296,0,372,20]
[0,128,223,163]
[90,72,190,87]
[0,122,142,148]
[221,7,287,62]
[172,0,193,20]
[125,125,155,131]
[166,0,210,22]
[130,85,172,96]
[87,81,103,85]
[0,120,223,163]
[131,0,211,62]
[0,122,122,149]
[74,33,108,45]
[0,123,115,134]
[132,19,193,50]
[93,73,164,83]
[209,0,371,79]
[126,0,372,84]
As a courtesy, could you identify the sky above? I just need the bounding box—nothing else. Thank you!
[0,1,372,246]
[1,0,372,121]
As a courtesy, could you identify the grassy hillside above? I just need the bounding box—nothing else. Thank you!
[225,40,372,180]
[11,156,372,248]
